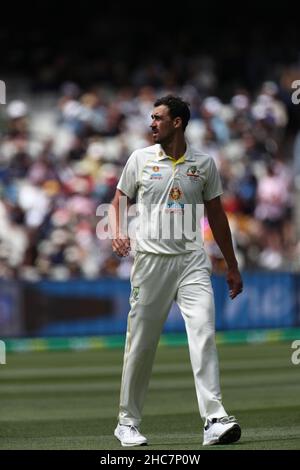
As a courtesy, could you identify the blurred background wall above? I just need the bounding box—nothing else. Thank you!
[1,3,300,338]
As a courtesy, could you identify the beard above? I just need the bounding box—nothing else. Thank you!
[154,130,174,145]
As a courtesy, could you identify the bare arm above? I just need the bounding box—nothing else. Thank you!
[109,189,131,257]
[204,196,243,299]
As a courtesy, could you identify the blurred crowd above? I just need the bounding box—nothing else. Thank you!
[0,70,300,280]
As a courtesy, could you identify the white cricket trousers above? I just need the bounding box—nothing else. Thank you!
[118,251,227,426]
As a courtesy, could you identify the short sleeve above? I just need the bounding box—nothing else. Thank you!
[117,152,138,199]
[202,157,223,201]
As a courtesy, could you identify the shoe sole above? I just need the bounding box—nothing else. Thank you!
[203,423,241,446]
[120,441,148,447]
[218,424,241,445]
[114,431,148,447]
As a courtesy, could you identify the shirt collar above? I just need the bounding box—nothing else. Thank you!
[155,143,196,162]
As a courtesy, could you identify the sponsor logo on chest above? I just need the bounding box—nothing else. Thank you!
[150,165,163,180]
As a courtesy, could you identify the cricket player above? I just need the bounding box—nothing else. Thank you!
[110,95,243,446]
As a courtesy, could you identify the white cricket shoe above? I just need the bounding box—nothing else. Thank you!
[203,415,241,446]
[114,423,148,447]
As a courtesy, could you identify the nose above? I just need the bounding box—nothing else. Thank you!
[150,119,156,130]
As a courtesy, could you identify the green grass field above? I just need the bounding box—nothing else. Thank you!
[1,341,300,450]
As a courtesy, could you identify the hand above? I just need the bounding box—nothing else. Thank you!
[226,267,243,299]
[112,236,131,257]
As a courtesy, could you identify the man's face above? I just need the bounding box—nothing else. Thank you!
[150,105,176,144]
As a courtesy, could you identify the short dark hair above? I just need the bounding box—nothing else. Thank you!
[154,95,190,131]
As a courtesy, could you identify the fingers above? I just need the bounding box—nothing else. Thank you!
[112,243,129,257]
[112,238,131,257]
[227,272,243,299]
[229,285,243,299]
[112,240,129,257]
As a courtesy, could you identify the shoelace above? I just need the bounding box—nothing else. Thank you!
[129,425,139,435]
[120,425,139,436]
[218,415,237,424]
[205,415,237,430]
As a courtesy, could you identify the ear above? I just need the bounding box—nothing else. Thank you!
[173,117,182,129]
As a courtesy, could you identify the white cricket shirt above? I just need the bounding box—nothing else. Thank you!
[117,143,223,255]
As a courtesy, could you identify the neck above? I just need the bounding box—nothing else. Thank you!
[161,134,187,160]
